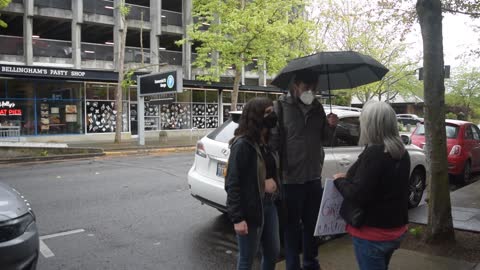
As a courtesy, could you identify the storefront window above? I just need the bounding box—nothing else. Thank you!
[86,83,108,100]
[177,89,191,103]
[130,87,137,101]
[222,91,232,103]
[38,100,83,135]
[245,92,256,102]
[192,90,205,103]
[0,79,6,98]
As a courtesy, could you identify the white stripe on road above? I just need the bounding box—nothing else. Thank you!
[40,229,85,240]
[39,240,55,258]
[39,229,85,258]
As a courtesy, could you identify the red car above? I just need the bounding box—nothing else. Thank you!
[411,120,480,184]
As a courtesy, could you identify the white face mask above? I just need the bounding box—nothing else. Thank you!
[299,90,315,105]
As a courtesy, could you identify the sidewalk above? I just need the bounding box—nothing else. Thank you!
[276,181,480,270]
[275,235,478,270]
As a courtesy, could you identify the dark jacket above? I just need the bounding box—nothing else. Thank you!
[225,137,280,227]
[334,144,411,228]
[270,94,335,184]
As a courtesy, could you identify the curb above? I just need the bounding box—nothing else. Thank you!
[104,146,196,156]
[0,152,106,164]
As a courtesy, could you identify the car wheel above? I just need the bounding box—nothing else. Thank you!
[459,160,472,185]
[409,167,425,208]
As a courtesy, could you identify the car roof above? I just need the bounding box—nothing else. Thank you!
[445,119,472,126]
[229,108,360,119]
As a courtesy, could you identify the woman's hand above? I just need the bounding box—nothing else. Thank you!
[234,220,248,235]
[333,173,346,180]
[265,178,277,193]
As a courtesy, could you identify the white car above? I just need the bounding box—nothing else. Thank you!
[188,108,427,213]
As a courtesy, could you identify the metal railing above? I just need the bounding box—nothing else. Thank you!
[32,38,72,58]
[84,0,114,16]
[162,10,182,27]
[81,42,114,61]
[159,50,182,66]
[0,126,20,142]
[0,35,23,56]
[126,3,150,21]
[125,46,151,64]
[35,0,71,10]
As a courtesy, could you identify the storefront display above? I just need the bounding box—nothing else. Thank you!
[86,101,116,133]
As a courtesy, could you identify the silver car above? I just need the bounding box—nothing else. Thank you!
[0,182,39,270]
[188,108,427,212]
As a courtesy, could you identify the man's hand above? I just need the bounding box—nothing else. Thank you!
[333,172,346,179]
[265,178,277,193]
[234,220,249,235]
[327,113,339,127]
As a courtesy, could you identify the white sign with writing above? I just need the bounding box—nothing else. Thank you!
[314,179,346,236]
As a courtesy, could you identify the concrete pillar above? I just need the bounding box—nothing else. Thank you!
[182,0,192,80]
[72,0,83,69]
[258,61,267,86]
[23,0,34,65]
[150,0,162,72]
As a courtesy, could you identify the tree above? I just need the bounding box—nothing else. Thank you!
[446,67,480,119]
[376,0,480,243]
[114,1,130,144]
[180,0,313,110]
[0,0,12,28]
[313,0,421,104]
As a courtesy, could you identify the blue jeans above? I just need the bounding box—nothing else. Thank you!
[352,235,404,270]
[283,181,323,270]
[236,199,280,270]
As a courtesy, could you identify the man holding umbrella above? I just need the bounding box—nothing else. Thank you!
[270,51,389,270]
[270,68,338,270]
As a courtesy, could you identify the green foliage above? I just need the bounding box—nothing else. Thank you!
[122,69,135,90]
[314,0,422,103]
[445,66,480,119]
[0,0,12,28]
[409,226,424,238]
[179,0,314,83]
[445,112,457,120]
[333,90,352,106]
[40,150,49,157]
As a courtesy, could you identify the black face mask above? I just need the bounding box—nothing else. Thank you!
[263,112,278,129]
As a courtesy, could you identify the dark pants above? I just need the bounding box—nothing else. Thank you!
[352,235,404,270]
[236,199,280,270]
[283,180,323,270]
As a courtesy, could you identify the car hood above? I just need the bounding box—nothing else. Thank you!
[0,182,30,222]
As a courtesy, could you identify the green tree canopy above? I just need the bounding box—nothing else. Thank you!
[180,0,314,109]
[446,66,480,120]
[0,0,12,28]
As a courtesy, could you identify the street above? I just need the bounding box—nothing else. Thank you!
[0,153,238,270]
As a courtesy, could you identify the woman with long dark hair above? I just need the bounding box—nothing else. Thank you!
[225,97,280,270]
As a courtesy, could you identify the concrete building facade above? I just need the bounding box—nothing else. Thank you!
[0,0,279,142]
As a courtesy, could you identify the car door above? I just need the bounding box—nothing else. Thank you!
[470,125,480,171]
[322,116,362,181]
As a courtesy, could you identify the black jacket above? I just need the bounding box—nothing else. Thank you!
[225,137,269,227]
[334,144,411,228]
[270,95,335,184]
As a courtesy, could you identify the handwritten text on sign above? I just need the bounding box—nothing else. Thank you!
[314,179,346,236]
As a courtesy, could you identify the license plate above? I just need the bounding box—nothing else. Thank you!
[216,162,227,177]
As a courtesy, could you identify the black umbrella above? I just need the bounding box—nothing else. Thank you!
[271,51,389,110]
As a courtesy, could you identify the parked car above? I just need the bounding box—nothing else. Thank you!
[410,119,480,184]
[397,114,423,132]
[0,182,39,269]
[188,108,428,212]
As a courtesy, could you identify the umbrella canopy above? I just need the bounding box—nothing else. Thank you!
[271,51,389,91]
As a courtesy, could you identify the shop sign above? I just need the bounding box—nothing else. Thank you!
[138,70,183,96]
[0,101,22,116]
[0,64,118,82]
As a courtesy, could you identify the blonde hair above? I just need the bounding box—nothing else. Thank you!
[358,100,405,159]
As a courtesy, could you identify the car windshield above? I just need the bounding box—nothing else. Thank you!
[207,119,238,143]
[414,123,459,139]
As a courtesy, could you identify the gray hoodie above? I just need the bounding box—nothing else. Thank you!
[270,94,335,184]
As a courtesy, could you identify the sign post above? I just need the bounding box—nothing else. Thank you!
[137,68,183,146]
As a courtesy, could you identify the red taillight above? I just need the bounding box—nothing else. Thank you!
[449,145,461,156]
[196,141,207,158]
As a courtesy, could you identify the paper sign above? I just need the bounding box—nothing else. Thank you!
[314,179,346,236]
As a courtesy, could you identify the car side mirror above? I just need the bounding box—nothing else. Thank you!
[401,135,411,145]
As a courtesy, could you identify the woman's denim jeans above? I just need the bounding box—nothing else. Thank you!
[236,199,280,270]
[352,235,404,270]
